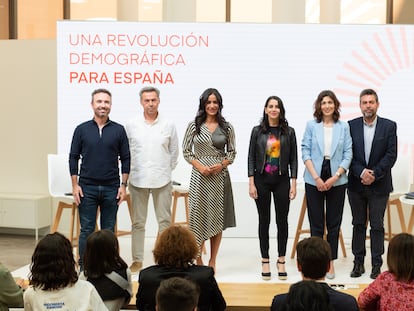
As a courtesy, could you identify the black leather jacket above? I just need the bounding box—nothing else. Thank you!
[248,125,298,178]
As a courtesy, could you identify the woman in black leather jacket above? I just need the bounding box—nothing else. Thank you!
[248,95,298,281]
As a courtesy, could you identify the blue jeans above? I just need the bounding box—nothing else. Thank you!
[78,183,119,268]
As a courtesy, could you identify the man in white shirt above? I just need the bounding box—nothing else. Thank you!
[125,86,179,273]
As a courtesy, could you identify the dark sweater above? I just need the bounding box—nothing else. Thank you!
[69,119,130,185]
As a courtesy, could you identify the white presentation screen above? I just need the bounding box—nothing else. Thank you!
[57,21,414,182]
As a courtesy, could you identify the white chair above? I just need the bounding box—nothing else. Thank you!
[385,153,412,240]
[47,153,79,245]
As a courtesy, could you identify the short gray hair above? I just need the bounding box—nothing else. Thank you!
[139,86,160,99]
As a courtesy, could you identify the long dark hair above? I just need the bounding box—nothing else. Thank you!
[387,233,414,282]
[29,232,78,290]
[195,88,228,134]
[83,229,128,279]
[260,95,289,135]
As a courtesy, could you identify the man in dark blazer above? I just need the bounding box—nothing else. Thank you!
[348,88,397,279]
[271,237,358,311]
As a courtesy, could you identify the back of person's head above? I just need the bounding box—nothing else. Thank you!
[283,280,333,311]
[156,277,199,311]
[296,237,331,279]
[153,225,198,268]
[387,233,414,282]
[83,229,127,278]
[29,232,78,290]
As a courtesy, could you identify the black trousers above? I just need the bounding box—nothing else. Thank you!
[254,174,290,258]
[348,188,388,266]
[305,183,347,260]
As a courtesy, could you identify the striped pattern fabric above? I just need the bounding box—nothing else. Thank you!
[182,121,236,247]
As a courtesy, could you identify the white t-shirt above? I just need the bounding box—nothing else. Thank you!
[23,279,108,311]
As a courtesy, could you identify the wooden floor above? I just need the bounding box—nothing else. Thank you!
[128,281,368,310]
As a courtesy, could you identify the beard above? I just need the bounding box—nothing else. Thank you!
[363,111,375,119]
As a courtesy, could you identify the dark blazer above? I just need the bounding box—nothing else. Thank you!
[136,264,226,311]
[348,116,397,194]
[271,282,359,311]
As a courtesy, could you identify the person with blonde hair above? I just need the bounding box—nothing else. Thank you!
[136,225,225,311]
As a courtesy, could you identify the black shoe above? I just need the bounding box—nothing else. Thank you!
[261,260,271,281]
[370,264,381,279]
[277,260,288,280]
[350,263,365,278]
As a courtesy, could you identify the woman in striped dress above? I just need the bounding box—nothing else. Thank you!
[182,88,236,271]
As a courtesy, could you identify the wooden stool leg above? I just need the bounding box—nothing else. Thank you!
[76,208,80,260]
[126,193,133,221]
[171,191,179,223]
[51,202,65,233]
[68,203,76,243]
[184,193,189,224]
[386,201,392,241]
[291,196,308,259]
[395,199,407,233]
[339,229,347,257]
[407,206,414,233]
[114,196,133,237]
[290,195,347,258]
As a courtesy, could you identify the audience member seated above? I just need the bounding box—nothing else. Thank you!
[155,277,200,311]
[136,225,226,311]
[80,229,132,311]
[24,232,108,311]
[0,261,25,310]
[281,280,333,311]
[358,233,414,311]
[271,236,358,311]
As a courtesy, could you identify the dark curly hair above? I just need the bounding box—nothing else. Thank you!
[29,232,78,290]
[153,226,199,268]
[83,229,128,279]
[195,88,228,134]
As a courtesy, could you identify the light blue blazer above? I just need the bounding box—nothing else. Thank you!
[301,119,353,186]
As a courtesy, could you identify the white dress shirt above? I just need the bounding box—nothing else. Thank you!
[125,113,179,188]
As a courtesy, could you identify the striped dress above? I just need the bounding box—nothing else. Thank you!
[182,121,236,247]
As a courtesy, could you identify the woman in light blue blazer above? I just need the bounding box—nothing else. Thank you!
[301,90,352,279]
